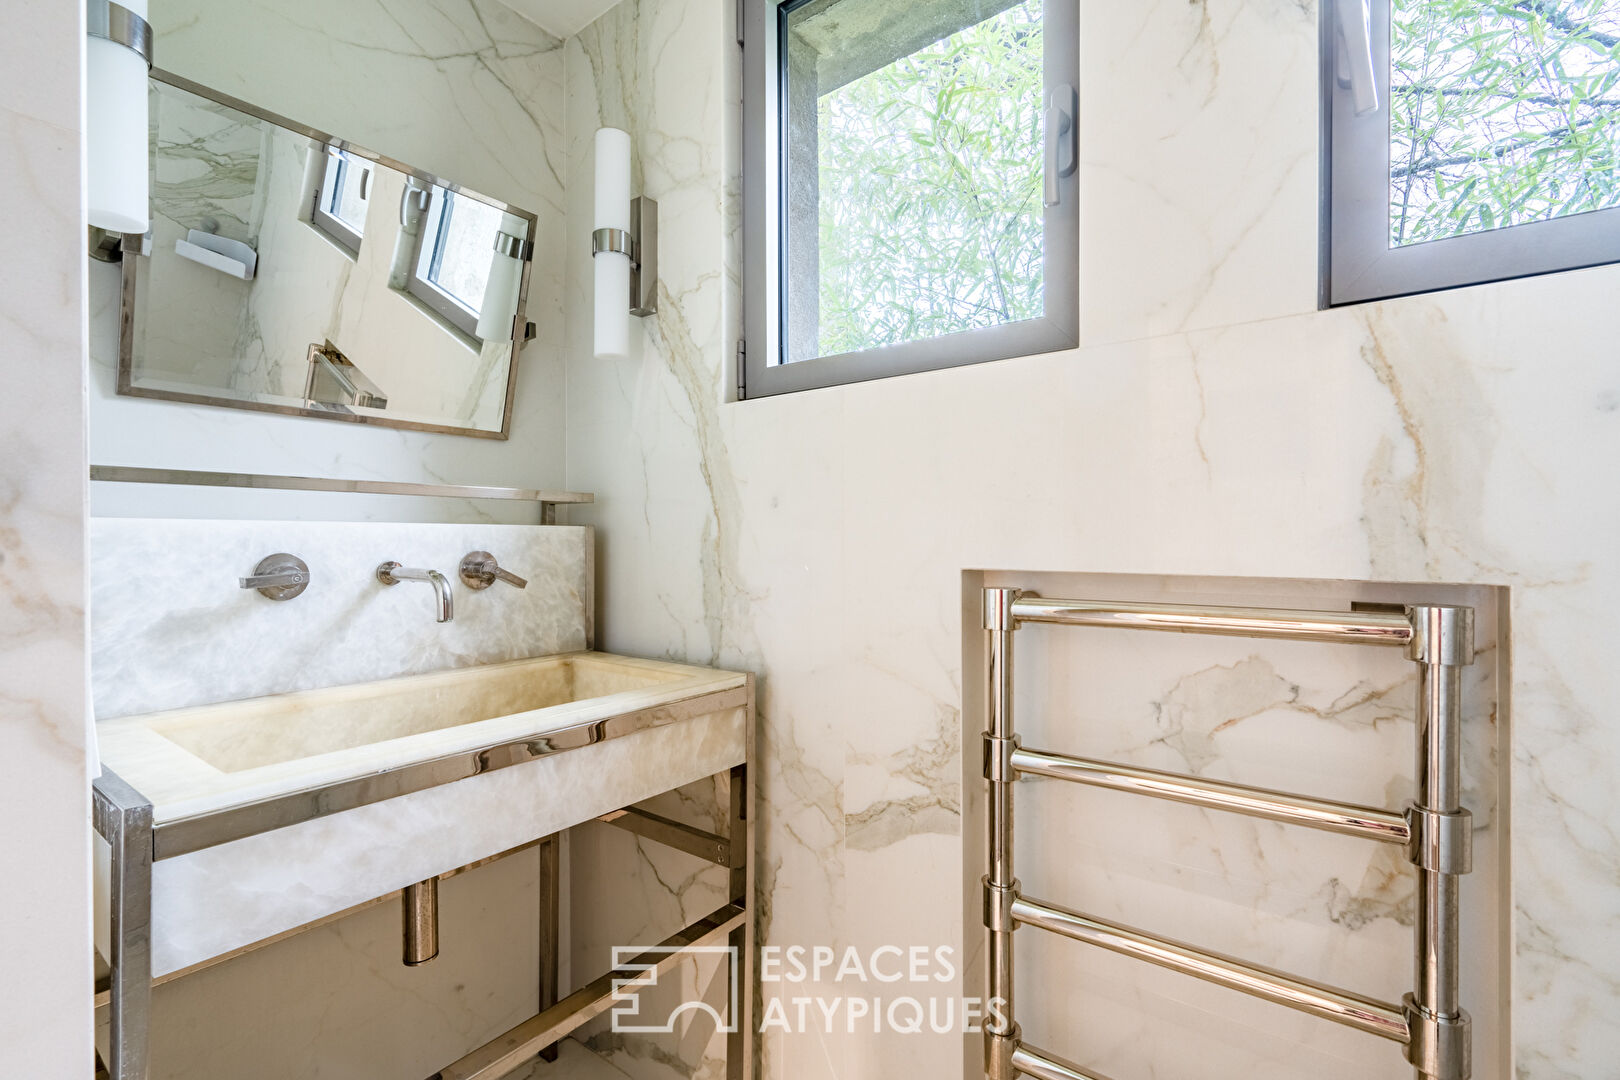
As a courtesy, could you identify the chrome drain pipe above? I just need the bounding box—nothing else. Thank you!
[403,878,440,966]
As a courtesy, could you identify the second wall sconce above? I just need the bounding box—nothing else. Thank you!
[591,127,657,360]
[87,0,155,260]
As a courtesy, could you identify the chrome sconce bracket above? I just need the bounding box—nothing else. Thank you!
[494,231,534,261]
[88,0,154,66]
[591,195,658,316]
[89,228,151,265]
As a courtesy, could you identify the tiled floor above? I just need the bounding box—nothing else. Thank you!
[506,1038,636,1080]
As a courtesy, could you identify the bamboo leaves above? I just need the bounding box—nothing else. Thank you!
[1390,0,1620,245]
[810,0,1045,357]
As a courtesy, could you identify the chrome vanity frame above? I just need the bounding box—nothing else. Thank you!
[93,677,757,1080]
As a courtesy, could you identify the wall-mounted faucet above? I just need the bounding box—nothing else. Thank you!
[375,562,453,623]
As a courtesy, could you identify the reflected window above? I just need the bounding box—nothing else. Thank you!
[312,146,371,254]
[406,188,510,339]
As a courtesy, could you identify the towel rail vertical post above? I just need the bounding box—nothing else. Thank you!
[1403,606,1474,1080]
[983,587,1020,1080]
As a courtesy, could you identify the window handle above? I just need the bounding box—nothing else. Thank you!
[400,185,431,228]
[1335,0,1379,116]
[1044,84,1077,208]
[358,167,371,201]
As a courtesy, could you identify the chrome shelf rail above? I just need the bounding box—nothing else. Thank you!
[89,466,594,523]
[982,589,1474,1080]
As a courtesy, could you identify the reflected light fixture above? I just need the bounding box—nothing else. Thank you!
[591,127,657,360]
[87,0,154,235]
[478,212,534,344]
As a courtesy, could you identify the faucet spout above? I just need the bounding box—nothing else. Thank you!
[376,562,454,622]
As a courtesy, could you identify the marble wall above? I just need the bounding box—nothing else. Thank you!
[88,0,572,524]
[561,1,1620,1078]
[89,518,591,717]
[0,3,95,1078]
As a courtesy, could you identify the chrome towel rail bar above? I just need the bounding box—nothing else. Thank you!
[982,589,1474,1080]
[1007,746,1411,845]
[1010,894,1410,1042]
[1008,596,1416,648]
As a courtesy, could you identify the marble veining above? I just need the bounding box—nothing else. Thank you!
[90,518,591,718]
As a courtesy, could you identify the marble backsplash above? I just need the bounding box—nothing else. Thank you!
[90,518,592,719]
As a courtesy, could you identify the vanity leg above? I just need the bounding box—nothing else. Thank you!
[726,761,753,1080]
[537,832,561,1063]
[93,770,153,1080]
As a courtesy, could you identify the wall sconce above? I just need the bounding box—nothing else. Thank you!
[591,127,657,361]
[477,214,534,344]
[86,0,154,237]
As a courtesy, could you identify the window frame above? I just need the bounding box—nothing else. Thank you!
[311,146,369,256]
[1321,0,1620,306]
[741,0,1080,398]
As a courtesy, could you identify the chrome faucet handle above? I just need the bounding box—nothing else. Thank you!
[458,551,527,590]
[239,553,310,601]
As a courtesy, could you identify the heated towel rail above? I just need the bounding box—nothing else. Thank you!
[981,590,1474,1080]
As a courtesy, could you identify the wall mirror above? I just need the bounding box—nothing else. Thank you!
[117,72,538,439]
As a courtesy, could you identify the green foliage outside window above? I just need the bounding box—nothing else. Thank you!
[814,0,1045,358]
[1391,0,1620,246]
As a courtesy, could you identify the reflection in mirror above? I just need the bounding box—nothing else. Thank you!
[118,72,537,439]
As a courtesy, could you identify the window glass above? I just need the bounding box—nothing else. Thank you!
[417,190,505,315]
[782,0,1046,363]
[327,150,370,234]
[1390,0,1620,248]
[1323,0,1620,304]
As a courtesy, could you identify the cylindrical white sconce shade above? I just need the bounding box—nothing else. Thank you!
[87,0,152,234]
[476,211,530,343]
[593,127,632,361]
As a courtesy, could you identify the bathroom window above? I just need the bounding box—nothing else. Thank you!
[312,146,371,255]
[740,0,1079,397]
[405,187,508,340]
[1323,0,1620,304]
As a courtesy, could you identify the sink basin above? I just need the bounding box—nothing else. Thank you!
[150,653,684,773]
[95,651,746,825]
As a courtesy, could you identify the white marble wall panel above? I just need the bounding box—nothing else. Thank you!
[0,5,96,1077]
[90,518,590,717]
[88,0,570,524]
[562,0,1620,1077]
